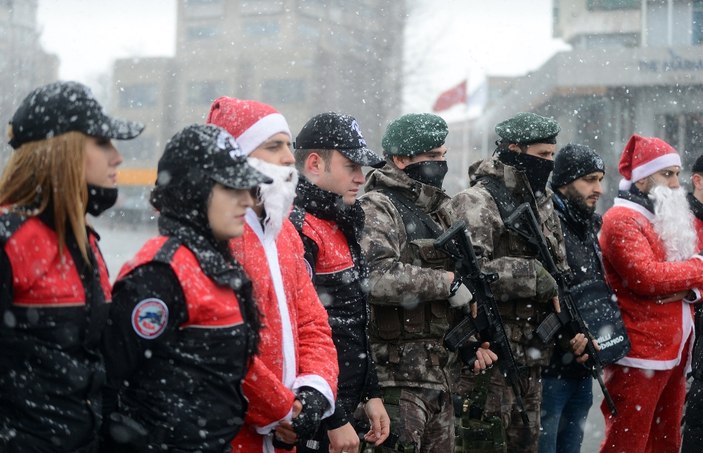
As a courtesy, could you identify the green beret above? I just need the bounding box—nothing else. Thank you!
[382,113,448,156]
[495,112,560,145]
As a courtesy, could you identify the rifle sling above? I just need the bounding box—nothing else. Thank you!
[375,188,444,240]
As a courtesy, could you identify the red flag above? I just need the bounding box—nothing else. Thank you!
[432,79,468,112]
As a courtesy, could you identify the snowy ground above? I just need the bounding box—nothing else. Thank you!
[93,219,608,451]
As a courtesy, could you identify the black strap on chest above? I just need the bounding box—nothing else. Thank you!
[376,188,443,241]
[474,176,520,223]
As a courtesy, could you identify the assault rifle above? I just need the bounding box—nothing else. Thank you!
[435,221,529,425]
[503,202,617,416]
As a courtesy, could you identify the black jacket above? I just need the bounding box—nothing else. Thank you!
[290,177,381,430]
[0,213,108,452]
[543,191,606,379]
[102,215,257,452]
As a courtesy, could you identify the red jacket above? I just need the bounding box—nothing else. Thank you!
[600,198,703,369]
[229,212,338,453]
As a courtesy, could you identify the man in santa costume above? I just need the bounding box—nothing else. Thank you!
[207,97,338,453]
[599,134,703,453]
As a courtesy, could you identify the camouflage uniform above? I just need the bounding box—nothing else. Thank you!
[450,156,568,453]
[360,164,460,453]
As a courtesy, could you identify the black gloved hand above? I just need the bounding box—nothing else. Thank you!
[272,436,295,451]
[535,262,558,303]
[291,386,329,439]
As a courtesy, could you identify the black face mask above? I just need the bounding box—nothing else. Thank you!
[498,150,554,196]
[86,184,118,217]
[403,160,448,189]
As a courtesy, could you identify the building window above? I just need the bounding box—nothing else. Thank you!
[184,0,225,18]
[186,25,219,40]
[243,20,280,37]
[694,0,703,45]
[241,0,284,16]
[261,79,305,104]
[656,112,703,169]
[187,80,226,106]
[587,0,638,10]
[119,84,158,109]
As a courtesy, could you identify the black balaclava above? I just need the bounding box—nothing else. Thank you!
[498,149,554,196]
[86,184,118,217]
[403,160,448,189]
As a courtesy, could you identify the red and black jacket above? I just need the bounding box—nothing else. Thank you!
[291,177,381,430]
[103,231,256,452]
[0,211,110,452]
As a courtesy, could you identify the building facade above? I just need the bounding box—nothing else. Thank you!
[110,0,405,172]
[448,0,703,202]
[0,0,58,166]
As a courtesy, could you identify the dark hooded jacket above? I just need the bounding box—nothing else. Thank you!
[542,190,604,379]
[102,175,259,452]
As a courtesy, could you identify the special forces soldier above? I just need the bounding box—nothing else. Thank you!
[450,113,589,452]
[360,113,496,453]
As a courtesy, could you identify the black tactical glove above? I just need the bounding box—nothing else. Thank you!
[535,262,558,303]
[291,386,329,439]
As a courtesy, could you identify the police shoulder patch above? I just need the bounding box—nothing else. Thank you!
[131,298,169,340]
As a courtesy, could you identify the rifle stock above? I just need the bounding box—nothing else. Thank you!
[504,202,618,416]
[435,221,529,425]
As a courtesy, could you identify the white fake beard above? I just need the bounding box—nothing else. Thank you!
[247,157,299,239]
[650,185,698,262]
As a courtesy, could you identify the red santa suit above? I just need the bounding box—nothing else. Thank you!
[598,135,703,453]
[230,215,338,453]
[207,96,338,453]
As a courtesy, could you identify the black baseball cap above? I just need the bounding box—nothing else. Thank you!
[294,112,385,168]
[157,124,272,191]
[8,81,145,149]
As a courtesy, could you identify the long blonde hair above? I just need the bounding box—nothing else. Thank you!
[0,131,90,261]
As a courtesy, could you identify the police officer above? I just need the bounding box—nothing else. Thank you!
[102,124,270,451]
[291,112,390,453]
[360,113,496,452]
[450,113,590,452]
[0,81,143,452]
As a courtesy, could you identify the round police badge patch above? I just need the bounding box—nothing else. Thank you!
[131,298,169,339]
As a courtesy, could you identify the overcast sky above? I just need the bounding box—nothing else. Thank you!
[36,0,568,114]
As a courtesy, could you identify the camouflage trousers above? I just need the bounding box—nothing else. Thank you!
[462,365,543,453]
[374,387,454,453]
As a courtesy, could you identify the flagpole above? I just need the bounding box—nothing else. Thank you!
[461,116,470,189]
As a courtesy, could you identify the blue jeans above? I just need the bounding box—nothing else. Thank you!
[538,376,592,453]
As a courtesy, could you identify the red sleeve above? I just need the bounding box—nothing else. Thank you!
[600,210,703,296]
[241,357,296,428]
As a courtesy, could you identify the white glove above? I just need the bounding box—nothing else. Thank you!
[448,281,473,308]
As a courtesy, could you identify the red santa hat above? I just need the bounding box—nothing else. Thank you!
[207,96,291,156]
[618,134,681,191]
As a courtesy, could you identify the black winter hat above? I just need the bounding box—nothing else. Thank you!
[295,112,384,168]
[8,81,144,149]
[156,124,271,193]
[551,143,605,189]
[693,155,703,174]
